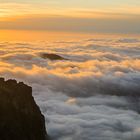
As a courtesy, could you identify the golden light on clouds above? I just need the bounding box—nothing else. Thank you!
[0,2,140,139]
[0,2,140,33]
[0,2,140,18]
[66,98,77,105]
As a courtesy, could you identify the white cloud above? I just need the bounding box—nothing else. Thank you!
[0,37,140,140]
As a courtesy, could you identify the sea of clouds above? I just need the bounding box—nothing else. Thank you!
[0,36,140,140]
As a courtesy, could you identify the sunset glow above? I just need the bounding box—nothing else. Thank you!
[0,0,140,34]
[0,1,140,140]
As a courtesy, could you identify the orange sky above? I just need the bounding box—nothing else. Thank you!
[0,1,140,34]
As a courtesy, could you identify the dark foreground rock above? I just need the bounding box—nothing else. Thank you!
[0,78,49,140]
[40,53,67,60]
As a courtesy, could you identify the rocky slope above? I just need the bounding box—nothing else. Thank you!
[0,78,49,140]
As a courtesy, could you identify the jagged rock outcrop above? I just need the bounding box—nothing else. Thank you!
[40,53,67,60]
[0,78,49,140]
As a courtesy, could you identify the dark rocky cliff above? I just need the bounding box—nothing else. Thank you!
[0,78,49,140]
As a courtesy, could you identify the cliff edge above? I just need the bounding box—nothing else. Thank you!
[0,78,48,140]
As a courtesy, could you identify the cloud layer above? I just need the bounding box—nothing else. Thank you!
[0,36,140,140]
[1,15,140,34]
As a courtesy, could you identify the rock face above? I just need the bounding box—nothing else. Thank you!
[0,78,48,140]
[40,53,67,60]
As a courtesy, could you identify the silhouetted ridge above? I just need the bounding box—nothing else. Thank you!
[40,53,67,60]
[0,78,49,140]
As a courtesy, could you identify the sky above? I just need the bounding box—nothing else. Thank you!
[0,0,140,34]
